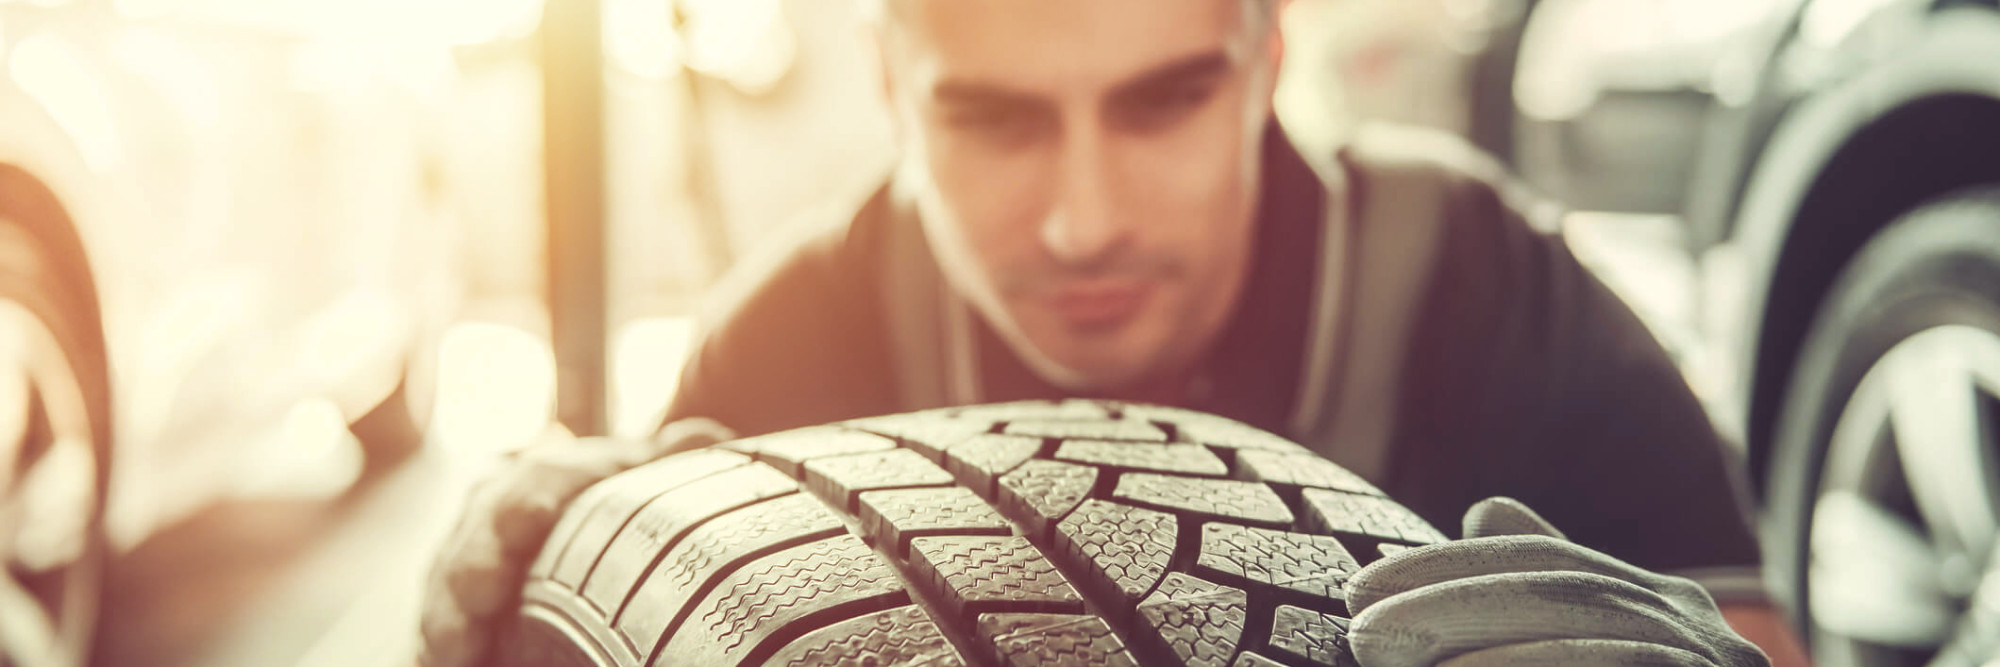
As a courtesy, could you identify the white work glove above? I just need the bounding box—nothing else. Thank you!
[416,418,734,667]
[1343,497,1770,667]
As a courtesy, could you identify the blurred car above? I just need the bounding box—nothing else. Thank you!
[1275,0,1533,159]
[1513,0,2000,664]
[0,0,551,663]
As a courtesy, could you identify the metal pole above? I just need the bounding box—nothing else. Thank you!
[543,0,608,437]
[674,5,737,285]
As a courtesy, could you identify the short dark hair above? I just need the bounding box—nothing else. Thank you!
[865,0,1280,37]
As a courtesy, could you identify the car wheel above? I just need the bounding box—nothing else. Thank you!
[1766,187,2000,667]
[0,169,114,667]
[505,400,1441,667]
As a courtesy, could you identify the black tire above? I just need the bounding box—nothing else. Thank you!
[505,400,1443,667]
[0,166,114,667]
[1764,187,2000,666]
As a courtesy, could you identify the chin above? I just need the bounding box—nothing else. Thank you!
[1054,363,1148,393]
[1004,306,1176,392]
[1035,336,1163,392]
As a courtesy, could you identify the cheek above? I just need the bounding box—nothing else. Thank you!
[1114,103,1256,262]
[920,134,1052,277]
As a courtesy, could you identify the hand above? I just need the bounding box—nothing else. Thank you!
[1343,497,1771,667]
[416,418,734,667]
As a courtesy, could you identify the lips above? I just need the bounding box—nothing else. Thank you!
[1047,280,1153,330]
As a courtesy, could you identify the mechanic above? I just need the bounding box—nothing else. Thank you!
[422,0,1808,664]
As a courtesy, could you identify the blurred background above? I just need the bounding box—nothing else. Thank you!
[2,0,1998,664]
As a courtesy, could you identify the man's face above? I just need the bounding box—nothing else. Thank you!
[882,0,1281,393]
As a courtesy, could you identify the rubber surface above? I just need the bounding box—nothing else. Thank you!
[506,400,1444,667]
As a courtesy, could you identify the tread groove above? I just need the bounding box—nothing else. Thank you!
[653,534,908,666]
[578,465,798,616]
[547,450,751,588]
[508,401,1440,667]
[611,492,845,652]
[730,592,929,667]
[764,605,966,667]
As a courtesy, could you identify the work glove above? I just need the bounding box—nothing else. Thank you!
[416,418,734,667]
[1344,497,1770,667]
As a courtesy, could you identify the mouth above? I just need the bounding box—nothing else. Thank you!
[1045,280,1154,331]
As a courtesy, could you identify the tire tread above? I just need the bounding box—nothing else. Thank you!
[510,401,1434,667]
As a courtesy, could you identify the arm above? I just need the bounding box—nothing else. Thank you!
[1722,605,1812,667]
[418,198,893,665]
[1530,229,1809,662]
[1388,166,1807,662]
[658,202,901,442]
[1347,498,1779,667]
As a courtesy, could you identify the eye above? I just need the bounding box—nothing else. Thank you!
[1110,72,1225,135]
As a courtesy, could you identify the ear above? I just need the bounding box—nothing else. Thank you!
[1261,2,1288,95]
[861,19,906,145]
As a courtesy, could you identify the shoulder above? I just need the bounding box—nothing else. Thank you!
[1335,125,1580,328]
[698,186,891,333]
[1340,124,1563,236]
[666,183,902,435]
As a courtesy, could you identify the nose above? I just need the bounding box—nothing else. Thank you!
[1039,124,1130,269]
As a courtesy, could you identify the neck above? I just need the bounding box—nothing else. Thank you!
[1094,364,1201,408]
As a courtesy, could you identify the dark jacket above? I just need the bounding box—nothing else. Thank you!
[662,123,1761,576]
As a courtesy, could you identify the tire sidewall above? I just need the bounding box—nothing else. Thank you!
[1764,186,2000,656]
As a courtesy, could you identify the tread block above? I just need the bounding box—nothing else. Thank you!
[1054,441,1228,477]
[996,460,1097,538]
[1235,451,1382,496]
[943,434,1045,497]
[858,487,1011,557]
[1377,543,1410,559]
[1136,573,1249,667]
[1053,500,1176,610]
[1301,489,1446,545]
[658,535,905,666]
[1267,605,1356,667]
[977,613,1139,667]
[909,536,1085,619]
[541,449,749,583]
[805,448,954,513]
[577,465,797,612]
[1110,403,1213,424]
[1150,413,1305,453]
[1003,419,1167,442]
[845,413,993,462]
[763,605,964,667]
[1230,653,1289,667]
[953,400,1113,422]
[518,405,1451,667]
[1195,524,1356,605]
[728,428,898,478]
[614,493,843,649]
[1113,473,1294,528]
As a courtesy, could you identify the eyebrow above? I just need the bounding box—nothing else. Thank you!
[932,79,1045,110]
[1106,50,1233,103]
[930,49,1235,108]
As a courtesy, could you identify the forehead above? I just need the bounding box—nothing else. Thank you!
[889,0,1247,95]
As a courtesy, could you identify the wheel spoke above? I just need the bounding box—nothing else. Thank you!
[1810,491,1958,645]
[0,570,72,667]
[0,337,29,483]
[1926,566,2000,667]
[1882,328,2000,577]
[0,302,96,667]
[11,437,94,573]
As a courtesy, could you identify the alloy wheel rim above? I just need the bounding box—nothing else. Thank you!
[1809,324,2000,666]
